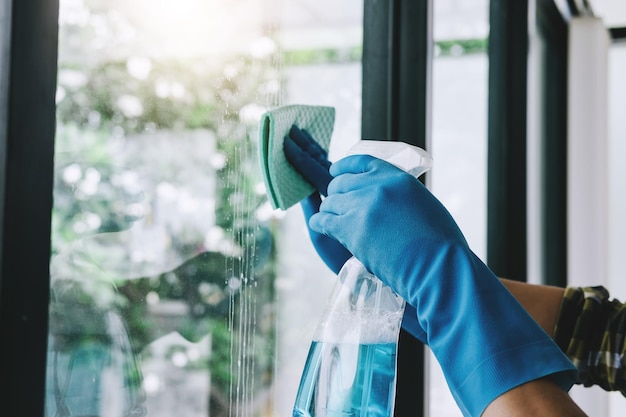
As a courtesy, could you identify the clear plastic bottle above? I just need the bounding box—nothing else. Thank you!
[293,257,404,417]
[293,141,432,417]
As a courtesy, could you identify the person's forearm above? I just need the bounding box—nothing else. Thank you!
[499,278,565,337]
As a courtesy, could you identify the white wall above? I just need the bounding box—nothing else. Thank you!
[567,16,611,416]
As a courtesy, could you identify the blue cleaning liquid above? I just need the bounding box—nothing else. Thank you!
[293,341,398,417]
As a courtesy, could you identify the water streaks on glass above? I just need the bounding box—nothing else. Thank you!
[50,1,279,416]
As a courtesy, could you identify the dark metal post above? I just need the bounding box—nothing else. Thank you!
[536,0,569,286]
[487,0,529,281]
[362,1,431,416]
[362,0,430,148]
[0,1,59,415]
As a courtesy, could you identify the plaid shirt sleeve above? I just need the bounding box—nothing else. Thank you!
[553,286,626,396]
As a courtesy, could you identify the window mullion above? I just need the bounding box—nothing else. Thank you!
[362,1,431,416]
[0,1,59,416]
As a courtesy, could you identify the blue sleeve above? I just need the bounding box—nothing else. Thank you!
[416,250,578,417]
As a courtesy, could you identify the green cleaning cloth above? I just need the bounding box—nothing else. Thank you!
[258,104,335,210]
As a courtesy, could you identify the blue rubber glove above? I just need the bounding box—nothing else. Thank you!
[283,125,333,195]
[300,192,353,274]
[310,155,577,417]
[284,127,426,342]
[283,125,350,272]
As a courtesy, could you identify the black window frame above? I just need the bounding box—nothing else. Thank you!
[535,0,570,287]
[487,0,530,281]
[362,1,431,416]
[0,0,60,415]
[610,27,626,41]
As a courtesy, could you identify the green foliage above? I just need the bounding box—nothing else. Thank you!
[52,124,143,255]
[436,38,488,56]
[53,52,280,410]
[284,46,362,66]
[208,319,234,388]
[53,2,282,413]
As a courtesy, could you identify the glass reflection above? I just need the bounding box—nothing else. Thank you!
[50,0,278,415]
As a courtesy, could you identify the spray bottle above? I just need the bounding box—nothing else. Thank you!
[293,140,432,417]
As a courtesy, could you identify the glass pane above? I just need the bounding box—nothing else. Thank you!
[263,2,364,416]
[274,18,363,417]
[48,1,362,416]
[429,1,489,416]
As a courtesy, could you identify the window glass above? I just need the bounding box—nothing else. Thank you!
[430,1,489,416]
[273,3,363,415]
[49,1,362,416]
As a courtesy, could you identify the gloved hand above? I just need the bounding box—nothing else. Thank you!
[300,192,353,274]
[284,126,426,342]
[283,125,351,272]
[310,155,577,417]
[300,191,426,342]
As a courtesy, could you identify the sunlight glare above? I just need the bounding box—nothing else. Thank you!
[109,0,269,59]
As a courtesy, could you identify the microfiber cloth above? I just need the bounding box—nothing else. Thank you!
[258,104,335,210]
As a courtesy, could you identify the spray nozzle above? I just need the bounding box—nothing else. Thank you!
[346,140,433,178]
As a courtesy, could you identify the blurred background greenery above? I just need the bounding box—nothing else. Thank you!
[49,1,281,415]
